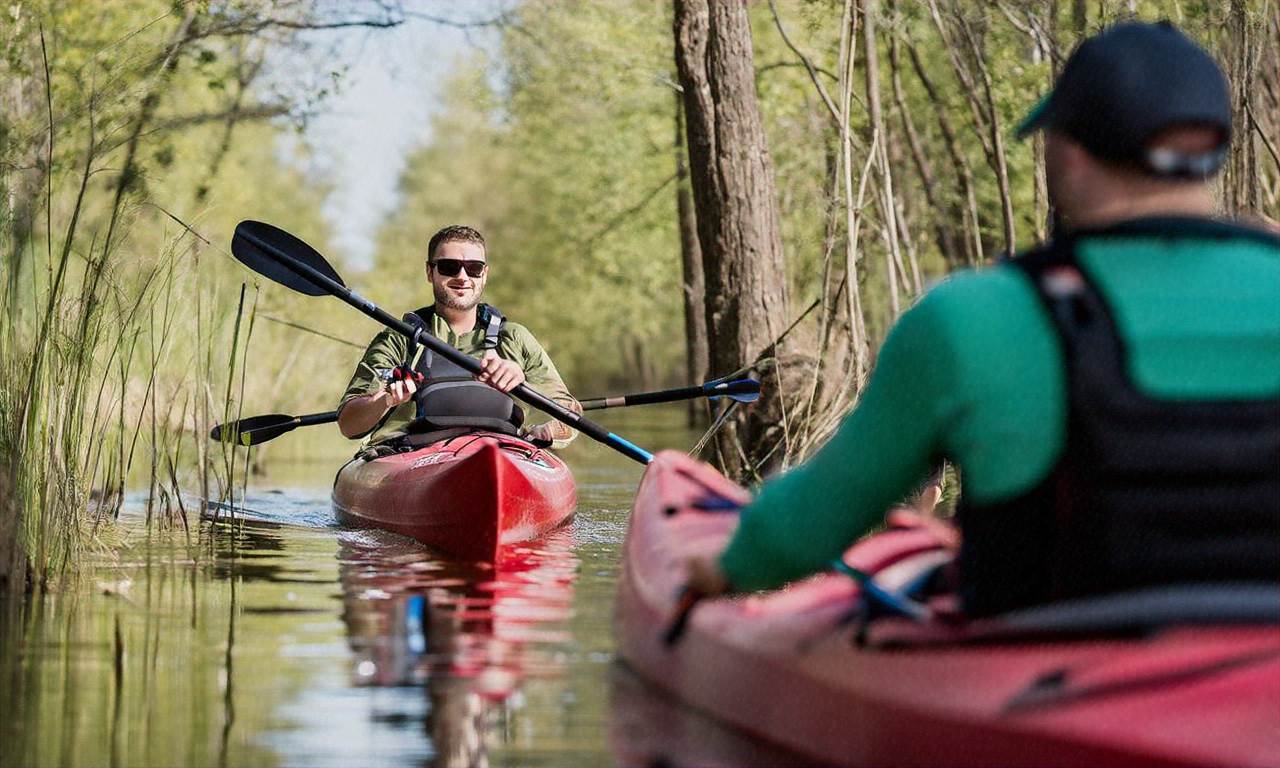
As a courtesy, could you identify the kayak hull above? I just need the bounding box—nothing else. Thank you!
[333,432,576,561]
[615,451,1280,768]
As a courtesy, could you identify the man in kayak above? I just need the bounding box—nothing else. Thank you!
[337,225,580,447]
[687,21,1280,615]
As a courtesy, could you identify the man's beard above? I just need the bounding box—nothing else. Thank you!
[434,284,482,311]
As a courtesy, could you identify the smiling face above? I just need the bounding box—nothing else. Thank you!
[427,239,488,311]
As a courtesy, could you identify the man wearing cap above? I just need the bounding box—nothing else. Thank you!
[686,21,1280,614]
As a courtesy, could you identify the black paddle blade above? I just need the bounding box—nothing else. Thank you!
[209,413,297,446]
[231,220,345,297]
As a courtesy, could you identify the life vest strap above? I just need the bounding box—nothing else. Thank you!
[398,304,525,435]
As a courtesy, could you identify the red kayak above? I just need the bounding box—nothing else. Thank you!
[333,432,576,561]
[615,451,1280,768]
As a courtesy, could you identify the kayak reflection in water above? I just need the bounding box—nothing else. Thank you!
[686,20,1280,615]
[335,224,582,449]
[338,527,578,768]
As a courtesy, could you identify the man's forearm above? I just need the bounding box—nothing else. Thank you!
[338,392,392,438]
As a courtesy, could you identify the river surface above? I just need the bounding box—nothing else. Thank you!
[0,406,800,767]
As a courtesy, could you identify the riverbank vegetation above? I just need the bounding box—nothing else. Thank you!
[2,1,1277,587]
[369,0,1278,477]
[0,1,398,591]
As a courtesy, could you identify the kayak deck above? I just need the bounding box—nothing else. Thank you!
[332,432,576,562]
[615,451,1280,768]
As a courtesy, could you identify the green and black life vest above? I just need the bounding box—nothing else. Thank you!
[400,304,525,436]
[957,221,1280,617]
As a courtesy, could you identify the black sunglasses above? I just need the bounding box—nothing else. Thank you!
[430,258,487,278]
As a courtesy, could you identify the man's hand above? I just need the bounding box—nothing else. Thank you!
[476,350,526,393]
[383,374,418,407]
[684,555,731,598]
[885,508,961,550]
[524,422,555,444]
[337,373,416,439]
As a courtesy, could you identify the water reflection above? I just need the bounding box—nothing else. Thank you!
[608,665,812,768]
[0,405,705,767]
[337,526,579,767]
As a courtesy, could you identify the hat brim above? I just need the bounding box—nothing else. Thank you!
[1016,93,1053,139]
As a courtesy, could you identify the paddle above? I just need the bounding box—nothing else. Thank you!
[230,220,655,463]
[579,377,760,410]
[664,558,928,647]
[210,376,761,447]
[661,492,930,646]
[210,412,337,447]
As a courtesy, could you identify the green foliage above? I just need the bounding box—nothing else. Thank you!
[1,0,1274,579]
[372,2,685,391]
[0,0,349,586]
[369,0,1275,475]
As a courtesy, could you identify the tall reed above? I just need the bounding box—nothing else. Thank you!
[0,151,252,592]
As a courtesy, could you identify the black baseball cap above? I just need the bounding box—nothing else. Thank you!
[1017,21,1231,177]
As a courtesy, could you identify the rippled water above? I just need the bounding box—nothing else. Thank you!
[0,406,796,767]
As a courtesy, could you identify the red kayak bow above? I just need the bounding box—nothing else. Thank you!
[333,432,576,562]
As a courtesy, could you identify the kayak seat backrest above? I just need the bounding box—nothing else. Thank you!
[998,582,1280,632]
[401,427,500,448]
[865,583,1280,648]
[352,427,479,459]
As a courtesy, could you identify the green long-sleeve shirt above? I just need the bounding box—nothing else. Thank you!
[721,217,1280,592]
[338,308,576,447]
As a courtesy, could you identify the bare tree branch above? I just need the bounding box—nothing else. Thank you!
[91,103,289,158]
[757,60,839,83]
[1250,102,1280,170]
[905,37,985,263]
[401,10,513,30]
[768,0,844,129]
[887,1,961,268]
[951,6,1016,256]
[146,103,291,136]
[402,7,545,50]
[580,172,678,250]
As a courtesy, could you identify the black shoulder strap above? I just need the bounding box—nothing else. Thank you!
[402,304,505,360]
[1013,234,1126,341]
[477,303,505,351]
[404,306,434,329]
[1011,237,1123,379]
[402,307,433,369]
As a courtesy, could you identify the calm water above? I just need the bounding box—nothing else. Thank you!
[0,406,795,768]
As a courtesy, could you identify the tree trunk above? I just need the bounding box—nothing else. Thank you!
[1072,0,1087,37]
[1225,0,1261,217]
[3,44,50,307]
[862,0,904,317]
[837,0,872,380]
[673,89,710,426]
[628,335,657,391]
[674,0,791,479]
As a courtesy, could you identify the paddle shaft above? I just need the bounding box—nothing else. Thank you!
[212,411,338,445]
[579,379,756,411]
[293,411,339,428]
[216,378,757,445]
[239,228,652,463]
